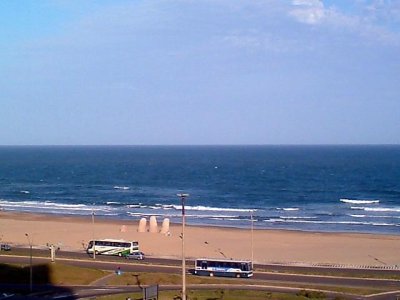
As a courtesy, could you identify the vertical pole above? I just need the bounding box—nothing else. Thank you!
[50,245,55,262]
[177,193,189,300]
[182,195,186,300]
[29,243,33,293]
[25,233,33,293]
[251,210,254,267]
[29,244,33,292]
[92,205,96,260]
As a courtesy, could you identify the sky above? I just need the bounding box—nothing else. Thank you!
[1,0,399,145]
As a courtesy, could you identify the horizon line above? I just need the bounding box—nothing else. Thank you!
[0,144,399,147]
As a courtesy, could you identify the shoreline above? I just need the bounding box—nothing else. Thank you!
[2,209,398,237]
[1,211,400,267]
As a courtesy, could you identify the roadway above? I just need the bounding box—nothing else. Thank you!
[1,248,400,299]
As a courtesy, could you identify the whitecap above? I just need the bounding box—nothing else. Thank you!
[349,214,366,218]
[280,216,316,219]
[171,205,254,212]
[277,207,300,211]
[364,207,400,212]
[113,186,130,190]
[264,219,398,227]
[340,199,380,204]
[350,206,366,210]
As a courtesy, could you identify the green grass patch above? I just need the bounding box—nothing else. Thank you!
[255,267,400,281]
[47,262,108,285]
[106,271,385,296]
[108,271,252,286]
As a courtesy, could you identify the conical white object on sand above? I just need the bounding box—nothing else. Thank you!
[138,217,147,233]
[120,225,127,232]
[160,218,170,235]
[149,215,158,233]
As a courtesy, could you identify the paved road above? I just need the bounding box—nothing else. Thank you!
[1,249,400,299]
[2,254,400,290]
[7,247,400,277]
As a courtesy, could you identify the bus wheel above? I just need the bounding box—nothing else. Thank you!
[95,250,99,255]
[209,272,214,277]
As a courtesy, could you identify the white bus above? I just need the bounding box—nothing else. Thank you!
[86,239,139,257]
[194,258,253,278]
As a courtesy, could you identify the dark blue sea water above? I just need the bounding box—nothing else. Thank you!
[0,145,399,234]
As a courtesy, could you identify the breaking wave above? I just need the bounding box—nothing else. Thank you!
[113,186,130,190]
[351,206,400,213]
[340,199,380,204]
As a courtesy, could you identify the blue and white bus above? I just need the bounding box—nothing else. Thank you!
[87,239,139,257]
[194,258,253,278]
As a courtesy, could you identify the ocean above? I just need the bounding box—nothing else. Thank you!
[0,145,399,235]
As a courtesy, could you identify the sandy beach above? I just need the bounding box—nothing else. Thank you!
[1,211,399,267]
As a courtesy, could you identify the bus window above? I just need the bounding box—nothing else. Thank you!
[241,263,250,271]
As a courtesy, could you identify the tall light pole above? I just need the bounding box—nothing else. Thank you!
[177,193,189,300]
[250,210,254,266]
[25,233,33,293]
[92,205,96,260]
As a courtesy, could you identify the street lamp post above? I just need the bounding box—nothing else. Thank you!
[250,210,254,266]
[177,193,189,300]
[25,233,33,293]
[92,205,96,260]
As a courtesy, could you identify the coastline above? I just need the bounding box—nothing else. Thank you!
[1,211,399,267]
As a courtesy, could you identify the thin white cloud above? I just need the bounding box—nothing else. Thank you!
[290,0,326,24]
[288,0,400,45]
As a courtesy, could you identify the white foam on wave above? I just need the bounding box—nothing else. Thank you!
[350,206,364,210]
[369,215,400,219]
[170,205,254,212]
[44,202,87,208]
[127,204,144,208]
[340,199,380,204]
[349,214,366,218]
[364,207,400,212]
[194,214,238,219]
[280,216,316,220]
[277,207,300,211]
[265,219,399,227]
[20,190,30,194]
[210,217,241,221]
[351,206,400,213]
[113,186,130,190]
[127,212,169,217]
[0,200,100,212]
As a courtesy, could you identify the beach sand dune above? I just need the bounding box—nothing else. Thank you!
[1,211,399,267]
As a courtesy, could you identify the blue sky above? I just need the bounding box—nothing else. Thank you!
[1,0,399,145]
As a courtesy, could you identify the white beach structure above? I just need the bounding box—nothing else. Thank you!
[149,216,158,233]
[138,217,147,233]
[160,217,170,235]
